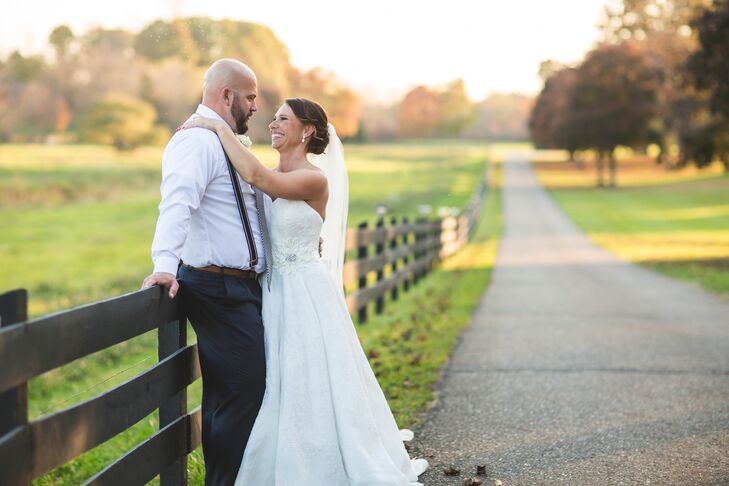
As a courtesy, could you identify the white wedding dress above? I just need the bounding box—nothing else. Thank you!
[235,197,427,485]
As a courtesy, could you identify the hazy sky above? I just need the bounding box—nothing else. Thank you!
[1,0,609,100]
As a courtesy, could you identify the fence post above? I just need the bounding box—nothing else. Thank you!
[0,289,29,440]
[414,217,427,283]
[375,218,385,315]
[357,221,369,323]
[390,217,399,302]
[158,291,188,486]
[431,220,441,273]
[402,217,411,293]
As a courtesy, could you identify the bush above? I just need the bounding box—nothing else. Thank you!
[78,95,162,150]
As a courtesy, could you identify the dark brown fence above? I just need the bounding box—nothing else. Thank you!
[0,178,487,485]
[344,178,486,322]
[0,287,199,486]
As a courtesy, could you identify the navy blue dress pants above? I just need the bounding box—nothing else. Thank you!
[177,265,266,486]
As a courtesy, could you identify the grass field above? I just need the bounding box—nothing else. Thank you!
[0,141,498,485]
[532,152,729,298]
[0,141,486,317]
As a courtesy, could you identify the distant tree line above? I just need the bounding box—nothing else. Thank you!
[0,18,360,148]
[529,0,729,186]
[386,81,532,140]
[0,18,532,149]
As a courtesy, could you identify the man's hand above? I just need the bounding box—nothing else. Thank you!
[142,272,179,299]
[318,237,324,258]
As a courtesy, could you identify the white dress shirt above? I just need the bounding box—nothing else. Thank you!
[151,104,266,275]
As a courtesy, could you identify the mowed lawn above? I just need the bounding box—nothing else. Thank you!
[0,141,486,317]
[532,152,729,298]
[0,141,496,485]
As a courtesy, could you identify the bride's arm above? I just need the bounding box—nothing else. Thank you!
[182,117,327,201]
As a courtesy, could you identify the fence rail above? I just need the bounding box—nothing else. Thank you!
[0,177,487,485]
[0,286,193,486]
[345,178,486,322]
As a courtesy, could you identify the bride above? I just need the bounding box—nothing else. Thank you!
[183,98,428,485]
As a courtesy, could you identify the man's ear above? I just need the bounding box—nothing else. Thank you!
[222,88,233,107]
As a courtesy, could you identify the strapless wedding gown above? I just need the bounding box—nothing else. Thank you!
[235,198,427,485]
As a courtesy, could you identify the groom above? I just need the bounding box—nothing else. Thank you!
[142,59,269,486]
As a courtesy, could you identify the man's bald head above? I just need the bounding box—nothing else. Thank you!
[203,59,257,98]
[201,59,258,134]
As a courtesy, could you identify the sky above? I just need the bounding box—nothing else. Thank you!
[0,0,609,101]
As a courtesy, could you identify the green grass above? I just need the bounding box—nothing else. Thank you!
[533,154,729,298]
[360,179,502,428]
[0,141,496,485]
[1,142,487,317]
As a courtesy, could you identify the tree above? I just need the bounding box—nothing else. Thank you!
[599,0,709,42]
[688,0,729,119]
[598,0,715,168]
[397,86,442,138]
[186,17,222,66]
[135,20,184,61]
[2,51,45,82]
[685,0,729,171]
[468,92,532,141]
[77,95,162,150]
[0,17,365,144]
[47,25,78,133]
[141,59,204,129]
[72,28,145,113]
[529,67,583,159]
[437,80,475,136]
[570,43,663,187]
[49,25,74,62]
[289,68,361,139]
[0,52,56,140]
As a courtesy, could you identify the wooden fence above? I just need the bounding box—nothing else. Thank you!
[344,178,487,322]
[0,178,487,485]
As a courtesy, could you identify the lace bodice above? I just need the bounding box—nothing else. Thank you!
[269,198,323,274]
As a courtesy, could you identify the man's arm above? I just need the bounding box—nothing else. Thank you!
[142,131,217,298]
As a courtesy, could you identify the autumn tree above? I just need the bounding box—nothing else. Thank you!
[570,43,663,187]
[468,92,532,141]
[685,0,729,170]
[46,25,77,133]
[49,25,74,62]
[135,20,185,61]
[529,66,583,160]
[74,28,145,113]
[0,51,57,140]
[397,86,442,138]
[688,0,729,119]
[0,17,363,145]
[598,0,717,168]
[141,59,204,130]
[289,68,361,139]
[599,0,708,42]
[437,80,475,136]
[77,95,165,150]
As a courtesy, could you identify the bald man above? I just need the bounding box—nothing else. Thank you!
[143,59,269,485]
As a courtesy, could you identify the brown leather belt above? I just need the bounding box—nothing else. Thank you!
[182,263,259,279]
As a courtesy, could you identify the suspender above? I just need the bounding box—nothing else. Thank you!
[222,145,258,268]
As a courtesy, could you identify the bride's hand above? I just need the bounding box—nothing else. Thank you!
[179,116,226,133]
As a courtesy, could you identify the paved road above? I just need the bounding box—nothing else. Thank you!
[411,153,729,485]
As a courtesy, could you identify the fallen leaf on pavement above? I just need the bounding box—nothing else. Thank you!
[443,466,460,476]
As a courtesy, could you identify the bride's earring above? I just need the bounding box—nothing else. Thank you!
[301,134,306,143]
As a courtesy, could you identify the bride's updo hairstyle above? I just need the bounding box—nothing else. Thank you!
[285,98,329,155]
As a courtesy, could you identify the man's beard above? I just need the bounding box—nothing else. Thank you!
[231,93,250,134]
